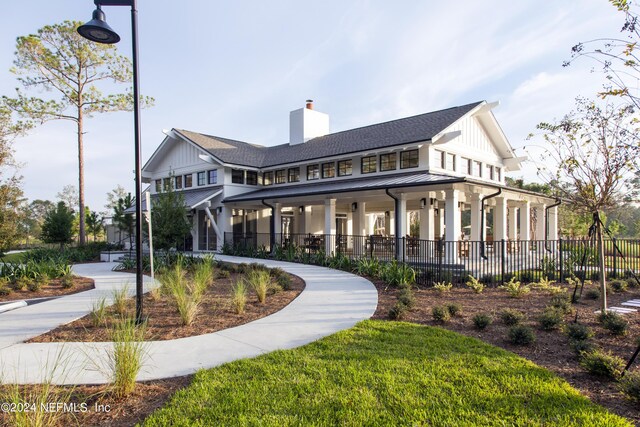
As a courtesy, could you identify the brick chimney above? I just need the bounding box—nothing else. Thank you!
[289,100,329,145]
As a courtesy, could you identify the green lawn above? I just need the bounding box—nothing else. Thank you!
[0,252,24,263]
[142,320,630,426]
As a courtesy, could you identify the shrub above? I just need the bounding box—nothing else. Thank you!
[598,311,629,336]
[398,288,415,309]
[89,297,108,327]
[0,284,10,296]
[565,323,594,342]
[112,286,129,316]
[268,282,283,295]
[110,317,147,397]
[584,288,600,300]
[626,277,639,289]
[247,269,271,303]
[446,303,461,317]
[27,280,41,292]
[473,313,492,330]
[610,279,628,293]
[380,260,416,288]
[275,273,292,291]
[538,307,564,331]
[500,309,525,326]
[508,325,536,346]
[433,282,452,293]
[12,277,29,291]
[193,261,214,297]
[61,272,74,289]
[465,275,484,293]
[571,339,596,356]
[619,370,640,402]
[231,280,247,315]
[549,293,572,314]
[389,302,408,320]
[216,269,231,279]
[580,349,625,379]
[431,306,450,323]
[499,277,530,298]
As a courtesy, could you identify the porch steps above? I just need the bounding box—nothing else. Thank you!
[594,306,638,315]
[621,301,640,308]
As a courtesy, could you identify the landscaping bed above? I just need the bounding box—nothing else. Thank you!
[0,277,94,303]
[372,279,640,424]
[29,263,304,343]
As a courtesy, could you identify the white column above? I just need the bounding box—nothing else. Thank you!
[508,206,518,240]
[367,213,375,235]
[419,198,435,241]
[436,202,445,239]
[535,204,546,241]
[494,197,507,241]
[273,203,282,245]
[397,194,407,237]
[324,199,336,254]
[444,189,460,262]
[470,193,482,241]
[548,206,558,240]
[354,202,367,236]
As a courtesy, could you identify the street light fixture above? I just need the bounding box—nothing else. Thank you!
[78,0,145,325]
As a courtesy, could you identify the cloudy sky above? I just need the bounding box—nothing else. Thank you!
[0,1,624,212]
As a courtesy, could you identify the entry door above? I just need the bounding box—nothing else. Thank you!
[336,216,347,235]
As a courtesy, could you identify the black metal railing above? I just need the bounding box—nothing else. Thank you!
[223,232,640,287]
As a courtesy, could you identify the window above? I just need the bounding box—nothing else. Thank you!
[197,171,206,186]
[155,179,161,192]
[495,167,501,182]
[275,169,286,184]
[338,159,352,176]
[263,171,274,186]
[322,162,335,178]
[460,158,470,175]
[246,170,258,185]
[288,167,300,182]
[432,150,443,168]
[307,164,319,180]
[208,169,218,185]
[400,150,419,169]
[484,164,493,180]
[361,155,376,174]
[472,161,481,177]
[231,169,244,184]
[174,175,182,190]
[445,153,455,171]
[380,153,397,171]
[184,174,192,188]
[163,177,171,191]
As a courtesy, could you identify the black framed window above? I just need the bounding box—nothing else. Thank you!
[307,164,319,180]
[264,171,274,186]
[460,158,470,175]
[288,167,300,182]
[231,169,244,184]
[246,171,258,185]
[163,177,171,191]
[197,171,206,186]
[184,174,193,188]
[380,153,397,171]
[445,153,455,171]
[174,175,182,190]
[322,162,335,178]
[208,169,218,184]
[155,179,161,192]
[361,156,376,174]
[432,150,443,168]
[495,168,501,181]
[337,159,352,176]
[400,150,419,169]
[275,169,286,184]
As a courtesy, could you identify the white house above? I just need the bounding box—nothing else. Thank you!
[138,100,557,262]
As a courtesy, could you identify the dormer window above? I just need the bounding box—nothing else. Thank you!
[495,167,501,181]
[484,164,493,180]
[163,178,171,191]
[432,150,443,168]
[275,169,286,184]
[322,162,335,178]
[307,164,319,180]
[155,179,161,192]
[264,171,274,186]
[184,174,193,188]
[232,169,244,184]
[472,161,481,177]
[246,171,258,185]
[400,150,418,169]
[380,153,397,171]
[174,175,182,189]
[197,172,206,186]
[288,167,300,182]
[461,158,470,175]
[208,170,218,184]
[338,160,352,176]
[361,156,376,174]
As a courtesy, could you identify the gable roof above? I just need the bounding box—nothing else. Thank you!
[173,101,483,169]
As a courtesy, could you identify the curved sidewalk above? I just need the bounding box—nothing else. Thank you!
[0,256,378,385]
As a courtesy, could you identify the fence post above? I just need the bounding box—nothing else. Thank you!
[612,237,617,278]
[501,239,506,287]
[559,238,564,282]
[402,237,406,263]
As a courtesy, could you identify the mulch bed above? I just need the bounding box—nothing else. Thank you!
[0,278,94,303]
[29,271,304,342]
[372,280,640,425]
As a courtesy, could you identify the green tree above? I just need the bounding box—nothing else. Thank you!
[4,21,153,246]
[41,201,74,249]
[152,188,191,252]
[113,193,134,249]
[86,209,103,242]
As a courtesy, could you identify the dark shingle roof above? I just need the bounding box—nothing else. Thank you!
[124,187,223,213]
[224,171,465,202]
[175,102,482,168]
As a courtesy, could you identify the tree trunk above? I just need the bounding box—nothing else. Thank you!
[597,213,607,313]
[77,101,86,246]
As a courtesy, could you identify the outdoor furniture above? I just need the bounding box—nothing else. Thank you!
[407,237,420,255]
[304,235,323,252]
[458,240,470,257]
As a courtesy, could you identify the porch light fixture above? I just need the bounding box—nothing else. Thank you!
[351,202,357,212]
[217,206,223,214]
[430,197,435,206]
[385,210,390,217]
[420,198,427,209]
[78,0,144,325]
[298,206,304,214]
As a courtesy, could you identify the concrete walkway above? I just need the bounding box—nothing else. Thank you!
[0,256,377,385]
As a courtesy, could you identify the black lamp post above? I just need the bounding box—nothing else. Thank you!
[78,0,145,325]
